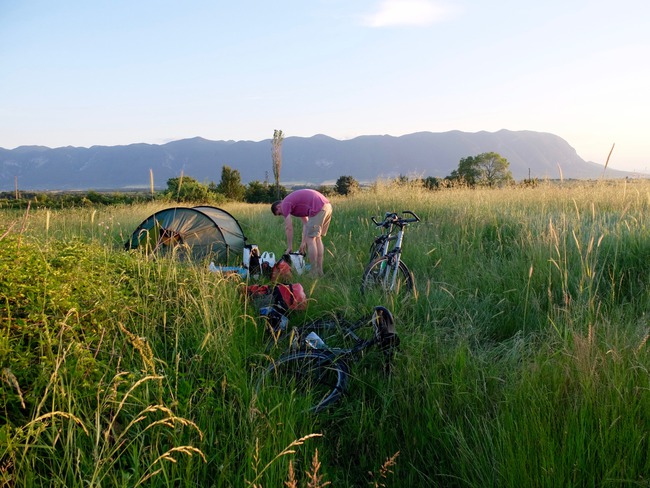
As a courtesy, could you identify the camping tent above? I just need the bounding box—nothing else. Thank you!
[124,206,246,262]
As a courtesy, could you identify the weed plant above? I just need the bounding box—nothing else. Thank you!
[1,179,649,486]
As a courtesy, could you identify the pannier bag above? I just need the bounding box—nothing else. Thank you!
[271,256,293,282]
[272,283,308,312]
[243,244,261,277]
[244,283,307,312]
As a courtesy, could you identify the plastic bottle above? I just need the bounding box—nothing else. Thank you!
[305,331,327,349]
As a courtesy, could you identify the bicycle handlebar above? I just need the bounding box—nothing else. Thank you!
[371,210,421,227]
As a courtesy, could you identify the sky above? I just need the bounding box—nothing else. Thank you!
[1,0,649,173]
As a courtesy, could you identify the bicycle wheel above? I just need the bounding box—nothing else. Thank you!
[256,350,350,413]
[361,256,415,295]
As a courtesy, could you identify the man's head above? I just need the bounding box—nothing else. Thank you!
[271,200,283,216]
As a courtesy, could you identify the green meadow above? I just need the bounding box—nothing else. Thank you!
[1,179,649,487]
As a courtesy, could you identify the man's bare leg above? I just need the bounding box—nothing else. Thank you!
[306,236,324,276]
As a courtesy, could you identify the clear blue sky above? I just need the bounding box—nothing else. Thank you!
[2,0,648,172]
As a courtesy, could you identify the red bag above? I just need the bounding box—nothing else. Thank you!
[272,283,307,311]
[245,284,271,297]
[270,258,293,282]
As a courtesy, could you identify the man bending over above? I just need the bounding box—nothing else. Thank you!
[271,189,332,277]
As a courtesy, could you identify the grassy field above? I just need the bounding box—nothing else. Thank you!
[1,179,649,487]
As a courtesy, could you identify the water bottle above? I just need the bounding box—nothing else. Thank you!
[277,314,289,331]
[305,331,327,349]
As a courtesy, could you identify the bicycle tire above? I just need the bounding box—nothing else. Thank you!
[256,350,350,413]
[361,256,415,295]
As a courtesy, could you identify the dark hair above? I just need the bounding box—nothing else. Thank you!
[271,200,283,215]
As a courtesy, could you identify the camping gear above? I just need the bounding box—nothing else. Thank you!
[208,262,248,278]
[260,251,276,268]
[243,244,259,268]
[272,283,308,311]
[244,283,308,312]
[288,252,306,275]
[259,306,289,333]
[271,256,293,282]
[243,244,261,278]
[125,206,246,262]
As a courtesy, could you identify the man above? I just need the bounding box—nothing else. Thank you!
[271,189,332,277]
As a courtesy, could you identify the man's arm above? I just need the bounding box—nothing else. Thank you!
[299,216,308,253]
[284,215,294,253]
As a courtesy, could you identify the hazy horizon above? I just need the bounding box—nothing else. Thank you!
[1,1,648,174]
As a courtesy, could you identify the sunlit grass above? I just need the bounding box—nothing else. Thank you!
[1,179,649,486]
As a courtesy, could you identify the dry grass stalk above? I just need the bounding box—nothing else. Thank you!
[1,368,25,409]
[285,460,297,488]
[23,411,89,436]
[0,221,17,241]
[135,446,206,486]
[17,200,31,250]
[369,451,400,488]
[247,433,323,488]
[601,143,615,178]
[118,322,157,374]
[306,449,330,488]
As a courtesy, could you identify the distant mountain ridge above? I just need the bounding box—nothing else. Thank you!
[0,130,636,191]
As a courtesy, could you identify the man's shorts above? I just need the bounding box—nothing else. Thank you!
[306,203,332,238]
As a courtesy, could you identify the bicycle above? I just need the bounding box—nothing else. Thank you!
[361,211,420,295]
[256,306,399,413]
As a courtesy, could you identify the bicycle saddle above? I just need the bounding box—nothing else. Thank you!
[372,306,400,351]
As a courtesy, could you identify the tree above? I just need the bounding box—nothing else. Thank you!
[334,175,360,196]
[422,176,441,190]
[164,176,211,202]
[216,165,245,201]
[272,129,284,199]
[451,152,513,186]
[244,180,288,203]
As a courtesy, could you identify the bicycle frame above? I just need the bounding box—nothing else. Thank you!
[257,307,399,412]
[384,228,407,290]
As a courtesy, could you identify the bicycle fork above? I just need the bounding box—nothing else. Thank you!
[385,227,406,290]
[382,252,402,291]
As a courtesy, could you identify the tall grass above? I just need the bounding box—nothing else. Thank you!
[1,179,649,486]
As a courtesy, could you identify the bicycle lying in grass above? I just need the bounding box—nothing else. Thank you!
[256,306,399,413]
[361,211,420,295]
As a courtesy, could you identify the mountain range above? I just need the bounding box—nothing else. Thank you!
[0,129,638,191]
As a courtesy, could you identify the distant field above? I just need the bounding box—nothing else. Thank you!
[1,179,649,487]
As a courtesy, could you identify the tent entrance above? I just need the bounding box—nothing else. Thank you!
[125,206,247,263]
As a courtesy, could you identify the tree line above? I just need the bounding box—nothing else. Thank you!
[0,151,523,209]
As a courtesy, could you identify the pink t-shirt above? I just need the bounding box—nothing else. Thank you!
[280,189,330,218]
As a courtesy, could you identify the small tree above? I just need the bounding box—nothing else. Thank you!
[272,129,284,199]
[244,180,288,203]
[452,152,513,187]
[216,165,246,201]
[164,176,211,202]
[334,175,360,196]
[245,181,268,203]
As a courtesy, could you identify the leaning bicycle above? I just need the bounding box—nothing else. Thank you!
[361,211,420,295]
[256,306,399,413]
